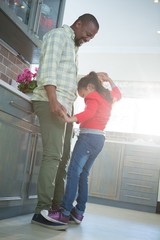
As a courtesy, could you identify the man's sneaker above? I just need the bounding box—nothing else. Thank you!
[51,204,61,211]
[41,209,69,225]
[70,208,84,224]
[31,213,67,230]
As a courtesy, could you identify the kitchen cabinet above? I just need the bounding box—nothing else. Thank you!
[0,81,43,219]
[89,142,123,200]
[88,140,160,212]
[0,0,66,63]
[119,144,160,206]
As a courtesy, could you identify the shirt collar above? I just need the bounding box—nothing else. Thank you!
[62,24,75,41]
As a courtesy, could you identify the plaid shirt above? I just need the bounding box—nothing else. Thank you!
[32,25,79,115]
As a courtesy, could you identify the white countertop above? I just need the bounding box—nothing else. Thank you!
[0,80,32,102]
[105,139,160,148]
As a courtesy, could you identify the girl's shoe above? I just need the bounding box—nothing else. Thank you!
[70,208,84,224]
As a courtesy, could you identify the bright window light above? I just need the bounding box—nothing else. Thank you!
[74,97,160,136]
[106,98,160,136]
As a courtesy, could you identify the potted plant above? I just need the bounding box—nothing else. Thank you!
[16,68,38,93]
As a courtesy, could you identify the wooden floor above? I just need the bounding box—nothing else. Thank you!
[0,203,160,240]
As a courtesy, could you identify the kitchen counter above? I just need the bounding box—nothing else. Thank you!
[0,79,32,102]
[105,139,160,148]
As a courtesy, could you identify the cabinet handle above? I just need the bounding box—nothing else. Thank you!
[127,183,152,189]
[124,194,150,201]
[10,100,33,114]
[28,134,38,176]
[128,171,152,177]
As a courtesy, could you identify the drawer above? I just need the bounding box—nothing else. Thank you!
[122,166,159,182]
[119,189,157,206]
[121,178,158,194]
[124,145,160,159]
[123,155,159,170]
[0,86,34,123]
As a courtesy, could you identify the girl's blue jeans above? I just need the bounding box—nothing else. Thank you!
[62,133,105,216]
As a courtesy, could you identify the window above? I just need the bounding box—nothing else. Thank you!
[74,96,160,136]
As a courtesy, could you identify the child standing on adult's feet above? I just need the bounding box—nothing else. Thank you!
[41,71,122,229]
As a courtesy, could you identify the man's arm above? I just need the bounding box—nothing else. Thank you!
[45,85,66,115]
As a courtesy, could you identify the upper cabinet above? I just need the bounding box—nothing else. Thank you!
[37,0,64,40]
[0,0,66,63]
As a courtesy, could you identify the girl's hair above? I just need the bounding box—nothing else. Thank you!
[78,71,113,103]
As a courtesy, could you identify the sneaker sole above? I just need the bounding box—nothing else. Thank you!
[41,210,68,225]
[68,219,77,224]
[68,215,77,224]
[70,214,81,224]
[31,219,67,230]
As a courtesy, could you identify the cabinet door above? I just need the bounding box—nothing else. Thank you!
[1,0,66,63]
[120,144,160,206]
[26,133,43,199]
[0,111,33,203]
[89,142,123,199]
[2,0,34,26]
[37,0,65,39]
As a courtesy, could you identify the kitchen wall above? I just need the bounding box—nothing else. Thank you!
[63,0,160,86]
[0,41,29,85]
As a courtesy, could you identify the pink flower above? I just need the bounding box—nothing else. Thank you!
[16,67,38,93]
[17,68,33,83]
[32,68,38,78]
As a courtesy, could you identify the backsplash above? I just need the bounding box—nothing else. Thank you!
[0,40,29,85]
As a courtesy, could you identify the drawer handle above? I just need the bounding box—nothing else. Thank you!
[127,183,152,189]
[128,171,152,177]
[124,194,150,201]
[10,100,33,114]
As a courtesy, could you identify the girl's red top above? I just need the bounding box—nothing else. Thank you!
[75,86,121,131]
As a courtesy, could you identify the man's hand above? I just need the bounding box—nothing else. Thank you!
[44,85,67,117]
[49,99,67,117]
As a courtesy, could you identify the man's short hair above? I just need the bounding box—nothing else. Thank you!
[75,13,99,30]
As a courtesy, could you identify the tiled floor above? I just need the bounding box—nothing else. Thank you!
[0,203,160,240]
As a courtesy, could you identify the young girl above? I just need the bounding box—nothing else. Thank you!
[41,71,121,229]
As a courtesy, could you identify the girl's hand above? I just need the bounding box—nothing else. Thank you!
[60,111,77,123]
[97,72,116,88]
[97,72,110,82]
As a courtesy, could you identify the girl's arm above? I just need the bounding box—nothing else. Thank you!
[97,72,122,101]
[61,111,78,123]
[61,98,98,123]
[97,72,116,88]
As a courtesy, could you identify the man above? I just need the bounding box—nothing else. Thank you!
[31,14,99,230]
